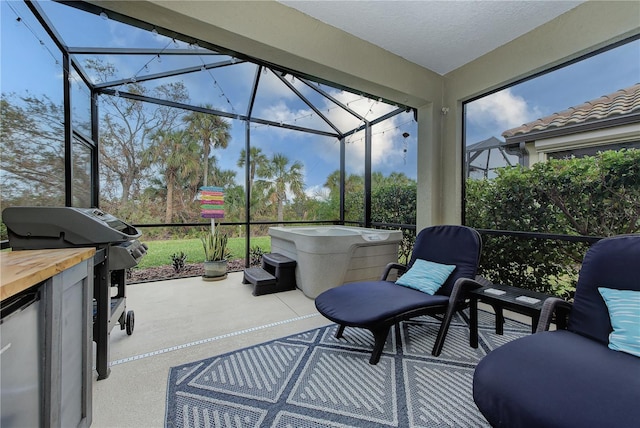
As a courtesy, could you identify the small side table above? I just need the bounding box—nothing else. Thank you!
[469,284,552,349]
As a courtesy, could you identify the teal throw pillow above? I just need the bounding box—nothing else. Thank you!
[395,259,456,295]
[598,287,640,358]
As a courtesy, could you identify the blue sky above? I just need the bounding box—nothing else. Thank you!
[2,1,638,196]
[465,40,640,145]
[1,1,418,197]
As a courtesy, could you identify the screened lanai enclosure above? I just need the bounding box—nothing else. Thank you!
[1,1,418,263]
[2,1,639,296]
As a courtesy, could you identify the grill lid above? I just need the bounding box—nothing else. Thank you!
[4,207,141,249]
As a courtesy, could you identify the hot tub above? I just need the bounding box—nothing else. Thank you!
[268,226,403,298]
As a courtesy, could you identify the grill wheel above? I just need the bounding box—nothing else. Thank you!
[126,310,134,335]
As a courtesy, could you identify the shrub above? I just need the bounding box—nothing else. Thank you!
[170,251,187,273]
[249,245,265,267]
[466,149,640,298]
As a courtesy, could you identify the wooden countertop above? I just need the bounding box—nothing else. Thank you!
[1,248,95,302]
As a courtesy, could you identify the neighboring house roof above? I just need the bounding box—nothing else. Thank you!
[502,83,640,142]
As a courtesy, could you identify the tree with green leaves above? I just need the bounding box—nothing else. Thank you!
[237,147,268,192]
[183,107,231,187]
[144,130,201,223]
[0,93,66,208]
[237,147,269,220]
[86,59,189,204]
[323,170,366,221]
[222,184,246,226]
[255,153,305,223]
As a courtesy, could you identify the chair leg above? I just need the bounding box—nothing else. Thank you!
[369,326,390,365]
[432,306,457,357]
[335,324,346,339]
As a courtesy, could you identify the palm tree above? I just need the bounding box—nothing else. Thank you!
[324,171,365,221]
[237,147,268,192]
[324,170,341,195]
[183,106,231,186]
[144,130,201,223]
[324,170,365,196]
[256,153,305,223]
[212,169,237,188]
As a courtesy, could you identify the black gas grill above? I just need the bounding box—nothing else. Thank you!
[3,207,147,380]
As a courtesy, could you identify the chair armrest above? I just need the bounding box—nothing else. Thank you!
[474,275,493,287]
[449,277,483,305]
[380,262,407,280]
[535,297,573,333]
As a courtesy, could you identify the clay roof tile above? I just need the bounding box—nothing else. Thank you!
[502,83,640,138]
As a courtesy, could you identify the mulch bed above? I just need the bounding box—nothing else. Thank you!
[128,259,248,284]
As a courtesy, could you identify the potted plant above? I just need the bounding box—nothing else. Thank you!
[201,228,229,281]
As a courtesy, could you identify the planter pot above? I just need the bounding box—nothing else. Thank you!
[203,260,227,281]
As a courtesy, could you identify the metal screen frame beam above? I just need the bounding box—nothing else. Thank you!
[94,59,242,89]
[25,0,416,229]
[274,72,344,137]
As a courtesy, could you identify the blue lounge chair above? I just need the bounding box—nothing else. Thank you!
[473,234,640,427]
[315,225,482,364]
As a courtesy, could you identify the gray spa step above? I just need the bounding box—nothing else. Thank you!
[243,267,276,286]
[262,253,297,292]
[262,253,296,268]
[244,267,296,296]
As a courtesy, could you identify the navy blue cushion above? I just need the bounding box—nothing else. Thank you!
[408,225,481,296]
[315,281,449,326]
[474,330,640,428]
[569,235,640,344]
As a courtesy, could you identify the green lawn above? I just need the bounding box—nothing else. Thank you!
[136,236,271,268]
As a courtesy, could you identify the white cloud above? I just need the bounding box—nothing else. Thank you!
[256,70,306,101]
[466,88,541,131]
[305,184,329,201]
[260,100,309,124]
[254,101,330,139]
[311,91,408,172]
[249,87,411,178]
[328,90,396,131]
[342,118,406,173]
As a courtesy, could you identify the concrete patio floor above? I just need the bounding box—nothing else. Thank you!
[91,271,331,427]
[90,271,532,427]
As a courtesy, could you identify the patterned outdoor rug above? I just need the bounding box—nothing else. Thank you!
[166,310,529,428]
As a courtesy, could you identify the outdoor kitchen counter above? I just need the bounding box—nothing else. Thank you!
[1,246,95,427]
[0,247,95,301]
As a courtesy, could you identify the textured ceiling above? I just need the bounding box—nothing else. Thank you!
[279,1,584,75]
